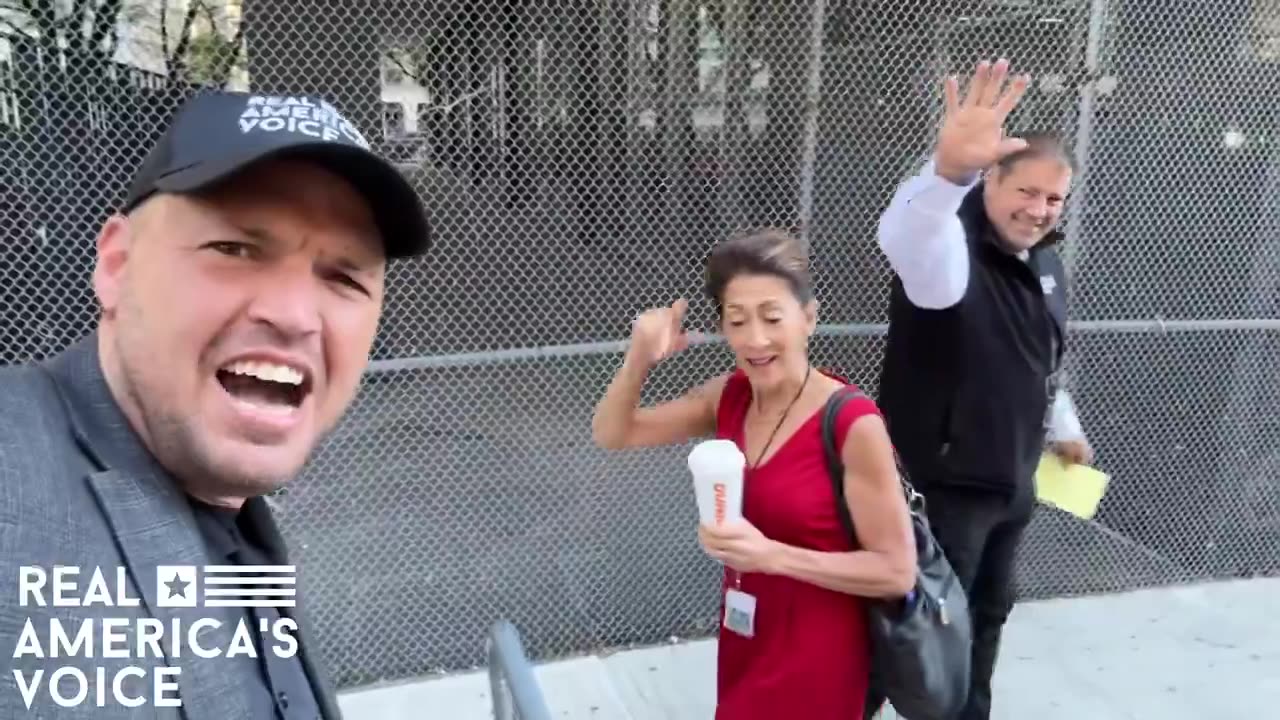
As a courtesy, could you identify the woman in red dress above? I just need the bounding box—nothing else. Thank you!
[592,229,917,719]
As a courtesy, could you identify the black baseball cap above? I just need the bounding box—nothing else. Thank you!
[122,91,431,259]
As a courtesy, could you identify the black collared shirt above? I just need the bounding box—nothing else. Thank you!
[188,498,323,720]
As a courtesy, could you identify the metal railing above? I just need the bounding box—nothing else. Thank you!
[363,317,1280,374]
[486,621,553,720]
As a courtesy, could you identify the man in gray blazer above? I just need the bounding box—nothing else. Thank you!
[0,91,431,718]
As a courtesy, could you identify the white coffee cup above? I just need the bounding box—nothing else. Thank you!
[687,439,745,525]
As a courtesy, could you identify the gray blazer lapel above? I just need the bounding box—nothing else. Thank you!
[88,469,251,720]
[42,337,253,720]
[243,498,345,720]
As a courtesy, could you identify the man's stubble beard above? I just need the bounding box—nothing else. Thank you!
[112,323,303,501]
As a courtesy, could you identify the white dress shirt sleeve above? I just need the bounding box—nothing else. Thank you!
[876,157,977,310]
[1047,388,1087,443]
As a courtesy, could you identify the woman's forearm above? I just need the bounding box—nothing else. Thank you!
[767,541,914,599]
[590,351,651,449]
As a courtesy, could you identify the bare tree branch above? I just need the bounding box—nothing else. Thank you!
[199,0,219,33]
[86,0,123,56]
[24,0,57,57]
[210,22,245,86]
[160,0,170,62]
[106,18,120,59]
[0,15,28,36]
[166,0,202,79]
[384,49,424,85]
[70,0,93,43]
[171,0,200,59]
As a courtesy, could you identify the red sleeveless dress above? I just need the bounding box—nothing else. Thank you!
[712,368,877,719]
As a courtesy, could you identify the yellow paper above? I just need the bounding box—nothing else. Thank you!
[1034,453,1110,520]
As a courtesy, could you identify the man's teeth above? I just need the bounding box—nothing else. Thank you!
[231,397,295,415]
[222,360,304,386]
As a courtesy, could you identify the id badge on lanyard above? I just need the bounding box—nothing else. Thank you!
[723,573,757,638]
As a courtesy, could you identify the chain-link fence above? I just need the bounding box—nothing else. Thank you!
[1,0,1277,693]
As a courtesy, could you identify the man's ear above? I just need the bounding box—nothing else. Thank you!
[93,214,134,316]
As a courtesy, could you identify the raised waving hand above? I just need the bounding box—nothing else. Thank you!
[628,299,692,368]
[935,58,1031,184]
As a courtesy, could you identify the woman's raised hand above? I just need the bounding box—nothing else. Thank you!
[628,299,692,368]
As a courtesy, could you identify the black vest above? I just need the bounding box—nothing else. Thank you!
[876,185,1069,492]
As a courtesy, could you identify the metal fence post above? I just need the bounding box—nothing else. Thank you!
[486,620,553,720]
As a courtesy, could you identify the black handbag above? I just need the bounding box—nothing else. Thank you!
[820,387,972,720]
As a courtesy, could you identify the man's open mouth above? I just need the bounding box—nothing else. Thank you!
[216,360,311,410]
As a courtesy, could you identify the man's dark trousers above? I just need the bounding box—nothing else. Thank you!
[855,471,1034,717]
[920,476,1036,720]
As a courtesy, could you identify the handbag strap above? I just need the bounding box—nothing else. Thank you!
[821,386,926,547]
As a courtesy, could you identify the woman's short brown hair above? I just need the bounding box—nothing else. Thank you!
[703,228,814,314]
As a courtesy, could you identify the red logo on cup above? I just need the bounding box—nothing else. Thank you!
[714,482,726,523]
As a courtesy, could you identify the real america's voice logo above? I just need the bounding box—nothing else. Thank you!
[11,564,300,710]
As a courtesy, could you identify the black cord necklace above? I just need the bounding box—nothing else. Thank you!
[748,364,813,469]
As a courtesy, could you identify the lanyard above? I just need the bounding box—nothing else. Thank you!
[731,364,812,589]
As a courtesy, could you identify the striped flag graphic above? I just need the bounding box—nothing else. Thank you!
[200,564,297,608]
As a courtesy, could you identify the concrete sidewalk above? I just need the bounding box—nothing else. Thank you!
[336,577,1280,719]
